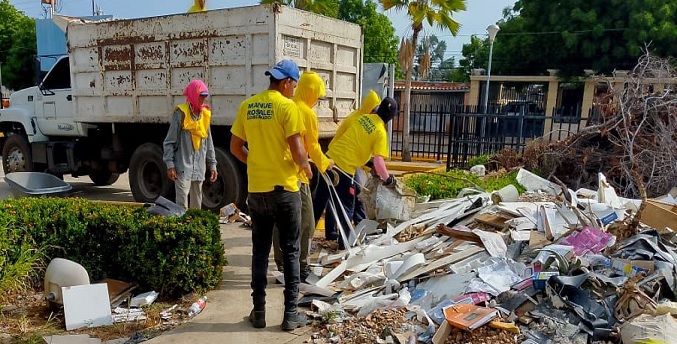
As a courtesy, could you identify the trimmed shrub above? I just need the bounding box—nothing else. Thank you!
[0,197,225,297]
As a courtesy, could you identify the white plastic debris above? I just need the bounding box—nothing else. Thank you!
[130,291,159,307]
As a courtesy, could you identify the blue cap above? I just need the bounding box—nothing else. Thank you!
[265,59,300,82]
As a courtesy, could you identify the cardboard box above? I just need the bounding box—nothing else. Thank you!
[432,321,452,344]
[642,200,677,231]
[533,271,559,291]
[611,259,654,277]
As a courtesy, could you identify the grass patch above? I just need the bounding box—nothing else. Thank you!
[403,169,525,200]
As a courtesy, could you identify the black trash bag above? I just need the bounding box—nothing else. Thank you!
[546,274,616,339]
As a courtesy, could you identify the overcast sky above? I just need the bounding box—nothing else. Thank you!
[10,0,516,60]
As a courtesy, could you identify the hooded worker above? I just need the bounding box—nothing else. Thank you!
[330,90,381,225]
[313,97,399,249]
[272,71,333,281]
[333,90,381,142]
[188,0,206,13]
[162,79,217,210]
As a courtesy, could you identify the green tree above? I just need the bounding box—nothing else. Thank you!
[260,0,340,18]
[454,35,489,81]
[339,0,399,65]
[414,34,446,80]
[382,0,466,161]
[492,0,677,76]
[434,56,455,81]
[0,0,36,91]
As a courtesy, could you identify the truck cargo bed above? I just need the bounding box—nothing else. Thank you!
[67,4,363,131]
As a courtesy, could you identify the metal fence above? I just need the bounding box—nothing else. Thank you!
[390,104,602,169]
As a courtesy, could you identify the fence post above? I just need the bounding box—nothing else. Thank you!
[436,104,444,162]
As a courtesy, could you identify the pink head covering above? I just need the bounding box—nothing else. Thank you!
[183,79,209,112]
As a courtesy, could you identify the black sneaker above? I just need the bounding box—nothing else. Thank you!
[249,309,266,328]
[281,311,308,331]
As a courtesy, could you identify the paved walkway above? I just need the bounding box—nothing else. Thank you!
[144,222,313,344]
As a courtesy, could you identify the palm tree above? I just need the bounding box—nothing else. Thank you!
[415,34,447,80]
[259,0,339,17]
[381,0,466,161]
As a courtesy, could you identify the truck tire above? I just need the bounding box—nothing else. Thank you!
[129,143,174,203]
[2,134,33,174]
[89,171,120,186]
[201,147,247,212]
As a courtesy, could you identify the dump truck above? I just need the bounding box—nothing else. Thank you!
[0,4,364,210]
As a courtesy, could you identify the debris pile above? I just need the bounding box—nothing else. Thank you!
[520,53,677,199]
[295,168,677,343]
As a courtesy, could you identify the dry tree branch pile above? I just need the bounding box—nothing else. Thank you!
[522,52,677,199]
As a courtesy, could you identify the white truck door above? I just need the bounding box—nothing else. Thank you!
[36,57,80,136]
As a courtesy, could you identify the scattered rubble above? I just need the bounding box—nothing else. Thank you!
[298,167,677,344]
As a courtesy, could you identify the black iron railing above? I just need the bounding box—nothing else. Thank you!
[390,104,601,169]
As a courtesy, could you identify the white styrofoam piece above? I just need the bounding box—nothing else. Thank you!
[62,283,113,331]
[598,173,623,208]
[347,236,428,273]
[384,260,404,278]
[497,202,556,217]
[390,253,425,280]
[516,168,562,194]
[397,246,484,282]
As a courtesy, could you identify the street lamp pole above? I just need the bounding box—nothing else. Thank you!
[483,24,500,112]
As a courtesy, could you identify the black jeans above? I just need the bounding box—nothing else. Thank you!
[352,183,366,223]
[312,168,355,248]
[248,188,301,313]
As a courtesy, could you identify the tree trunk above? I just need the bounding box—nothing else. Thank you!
[401,29,420,162]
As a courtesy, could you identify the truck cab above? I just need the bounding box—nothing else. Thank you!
[6,57,89,139]
[0,56,120,186]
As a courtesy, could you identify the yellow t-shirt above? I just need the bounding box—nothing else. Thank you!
[333,90,381,142]
[327,113,389,175]
[231,90,304,193]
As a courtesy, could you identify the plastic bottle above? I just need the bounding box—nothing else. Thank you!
[187,296,208,318]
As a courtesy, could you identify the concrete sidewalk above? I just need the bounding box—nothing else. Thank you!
[144,222,313,344]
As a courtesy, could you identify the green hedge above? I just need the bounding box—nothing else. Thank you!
[0,197,225,297]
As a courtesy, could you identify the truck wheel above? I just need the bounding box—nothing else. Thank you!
[2,134,33,174]
[129,143,174,203]
[89,171,120,186]
[201,147,247,212]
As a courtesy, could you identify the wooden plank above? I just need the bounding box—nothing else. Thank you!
[102,278,137,305]
[475,213,512,230]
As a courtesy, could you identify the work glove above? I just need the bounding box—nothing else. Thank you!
[383,175,397,189]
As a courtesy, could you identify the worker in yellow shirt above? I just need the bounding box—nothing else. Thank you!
[230,59,311,331]
[315,90,381,240]
[272,71,333,282]
[188,0,206,12]
[313,97,399,250]
[333,90,381,142]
